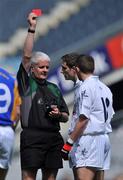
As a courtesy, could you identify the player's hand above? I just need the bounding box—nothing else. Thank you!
[61,140,73,160]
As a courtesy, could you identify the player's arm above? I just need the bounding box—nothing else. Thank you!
[69,114,88,141]
[11,83,22,130]
[61,114,88,160]
[70,86,91,141]
[22,12,37,72]
[13,105,21,130]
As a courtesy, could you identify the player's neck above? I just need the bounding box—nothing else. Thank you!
[82,73,92,81]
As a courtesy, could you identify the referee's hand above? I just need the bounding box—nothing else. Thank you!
[27,12,37,29]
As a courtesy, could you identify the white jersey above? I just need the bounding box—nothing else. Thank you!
[68,79,82,134]
[69,75,114,135]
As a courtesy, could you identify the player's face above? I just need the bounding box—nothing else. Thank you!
[31,60,50,80]
[61,62,76,81]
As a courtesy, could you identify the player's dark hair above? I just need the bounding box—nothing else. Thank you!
[61,53,79,68]
[76,54,94,73]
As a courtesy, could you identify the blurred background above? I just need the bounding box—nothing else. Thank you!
[0,0,123,179]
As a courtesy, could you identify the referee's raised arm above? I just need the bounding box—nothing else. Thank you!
[22,12,37,72]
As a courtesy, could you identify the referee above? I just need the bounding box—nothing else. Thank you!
[17,12,69,180]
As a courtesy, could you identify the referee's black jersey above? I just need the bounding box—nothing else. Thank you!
[17,64,69,132]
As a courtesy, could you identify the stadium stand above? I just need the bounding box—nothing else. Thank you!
[0,0,123,57]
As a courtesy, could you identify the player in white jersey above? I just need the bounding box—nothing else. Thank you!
[61,53,113,180]
[61,54,114,180]
[60,53,81,134]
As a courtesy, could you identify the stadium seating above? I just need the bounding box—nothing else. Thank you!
[0,0,58,41]
[0,0,123,56]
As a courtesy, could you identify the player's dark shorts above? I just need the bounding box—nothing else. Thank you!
[20,128,64,170]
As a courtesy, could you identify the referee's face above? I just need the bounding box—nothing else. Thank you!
[32,60,50,80]
[61,62,76,81]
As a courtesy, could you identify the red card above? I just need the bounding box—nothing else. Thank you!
[32,9,42,16]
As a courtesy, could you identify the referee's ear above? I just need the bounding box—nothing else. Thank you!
[30,65,34,73]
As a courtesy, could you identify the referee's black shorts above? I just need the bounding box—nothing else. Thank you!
[20,129,64,170]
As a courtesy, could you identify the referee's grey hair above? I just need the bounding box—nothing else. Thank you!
[30,51,51,65]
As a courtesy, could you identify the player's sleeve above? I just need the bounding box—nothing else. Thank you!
[78,85,92,119]
[108,92,115,119]
[11,81,21,124]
